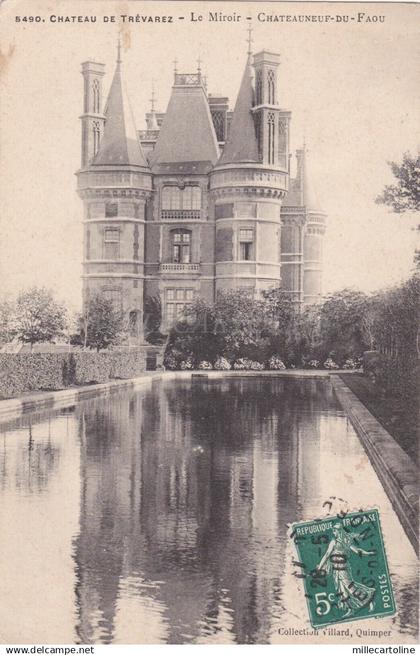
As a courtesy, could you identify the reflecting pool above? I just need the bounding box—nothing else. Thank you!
[0,377,417,644]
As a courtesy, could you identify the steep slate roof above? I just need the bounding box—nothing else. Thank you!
[91,59,148,168]
[217,59,259,166]
[151,81,219,172]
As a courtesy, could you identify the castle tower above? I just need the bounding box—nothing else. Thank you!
[80,61,106,168]
[280,146,327,305]
[76,44,152,342]
[210,50,291,294]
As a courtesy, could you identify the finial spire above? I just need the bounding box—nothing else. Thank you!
[197,55,202,73]
[173,57,178,73]
[117,36,122,66]
[246,23,253,59]
[150,79,156,112]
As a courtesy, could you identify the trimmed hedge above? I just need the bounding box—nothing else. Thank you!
[0,349,146,399]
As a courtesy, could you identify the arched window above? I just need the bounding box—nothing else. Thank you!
[171,229,191,263]
[92,79,100,114]
[267,69,275,105]
[93,120,100,156]
[267,112,275,165]
[256,70,263,105]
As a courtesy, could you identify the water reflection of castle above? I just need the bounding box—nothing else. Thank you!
[72,378,333,644]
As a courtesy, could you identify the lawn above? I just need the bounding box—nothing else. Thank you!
[339,372,418,465]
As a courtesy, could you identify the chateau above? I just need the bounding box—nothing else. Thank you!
[76,43,326,339]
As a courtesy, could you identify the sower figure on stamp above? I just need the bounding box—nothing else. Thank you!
[316,523,376,617]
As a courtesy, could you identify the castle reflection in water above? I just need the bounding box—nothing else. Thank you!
[0,378,417,644]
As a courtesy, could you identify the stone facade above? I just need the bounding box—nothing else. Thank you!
[76,47,326,338]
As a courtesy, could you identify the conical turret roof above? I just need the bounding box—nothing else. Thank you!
[283,145,324,212]
[301,145,322,211]
[91,55,148,169]
[218,58,259,166]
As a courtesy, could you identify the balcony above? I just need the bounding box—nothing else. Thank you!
[161,210,201,221]
[160,263,200,274]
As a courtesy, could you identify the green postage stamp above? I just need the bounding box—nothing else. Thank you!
[292,508,396,628]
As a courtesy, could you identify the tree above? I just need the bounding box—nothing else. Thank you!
[81,294,124,351]
[0,299,17,345]
[143,294,165,343]
[319,289,370,363]
[14,287,67,350]
[262,287,297,360]
[166,290,274,366]
[376,152,420,213]
[212,289,273,363]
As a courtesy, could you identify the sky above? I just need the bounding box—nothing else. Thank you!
[0,0,419,311]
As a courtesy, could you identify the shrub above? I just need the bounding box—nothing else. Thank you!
[164,352,179,370]
[232,358,263,370]
[164,347,185,370]
[198,361,212,370]
[0,350,147,399]
[214,357,231,370]
[308,359,320,369]
[342,358,359,370]
[268,355,286,370]
[233,358,249,370]
[110,349,146,379]
[180,357,194,370]
[0,353,67,398]
[323,357,339,370]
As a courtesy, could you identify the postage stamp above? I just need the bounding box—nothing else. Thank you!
[292,508,396,629]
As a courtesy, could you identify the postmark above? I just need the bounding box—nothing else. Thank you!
[292,508,396,628]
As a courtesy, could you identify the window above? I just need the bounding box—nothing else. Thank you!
[215,203,234,219]
[162,186,181,210]
[183,186,201,210]
[105,202,118,217]
[162,186,201,210]
[256,70,263,105]
[254,112,262,161]
[268,112,275,165]
[93,120,100,156]
[92,79,100,114]
[104,228,120,259]
[239,228,254,261]
[166,288,194,324]
[267,69,275,104]
[211,110,226,141]
[172,229,191,263]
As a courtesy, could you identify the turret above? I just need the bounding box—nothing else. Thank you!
[280,145,327,305]
[210,47,290,295]
[80,61,106,168]
[252,51,290,168]
[76,42,152,343]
